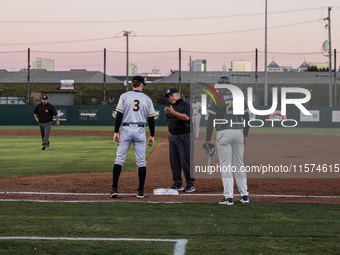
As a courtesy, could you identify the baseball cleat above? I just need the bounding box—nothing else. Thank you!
[240,195,249,203]
[183,186,195,193]
[219,198,234,205]
[168,184,184,191]
[110,188,118,198]
[42,144,46,150]
[136,190,145,198]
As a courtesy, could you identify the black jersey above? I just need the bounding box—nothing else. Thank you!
[207,91,248,130]
[166,99,193,135]
[33,102,58,123]
[206,91,250,141]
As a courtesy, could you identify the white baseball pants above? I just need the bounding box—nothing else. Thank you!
[192,114,201,138]
[114,126,147,167]
[215,129,249,198]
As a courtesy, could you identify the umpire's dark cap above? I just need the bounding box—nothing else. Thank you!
[42,95,48,100]
[132,76,146,85]
[165,88,179,97]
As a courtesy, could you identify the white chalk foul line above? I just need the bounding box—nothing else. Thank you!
[0,191,339,199]
[0,237,188,255]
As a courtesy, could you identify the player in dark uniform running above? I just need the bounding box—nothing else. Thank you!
[205,75,250,205]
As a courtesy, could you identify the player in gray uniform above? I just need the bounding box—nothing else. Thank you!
[206,75,250,205]
[110,76,156,199]
[192,96,202,139]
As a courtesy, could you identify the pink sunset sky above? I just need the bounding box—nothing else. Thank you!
[0,0,339,75]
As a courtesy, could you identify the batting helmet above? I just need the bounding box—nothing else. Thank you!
[217,75,231,84]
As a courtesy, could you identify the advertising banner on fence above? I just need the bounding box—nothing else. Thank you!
[53,109,67,121]
[300,110,319,122]
[332,111,340,122]
[79,109,98,120]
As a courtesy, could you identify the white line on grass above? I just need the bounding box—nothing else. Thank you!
[0,237,188,255]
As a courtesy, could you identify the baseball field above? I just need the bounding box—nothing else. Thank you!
[0,126,340,254]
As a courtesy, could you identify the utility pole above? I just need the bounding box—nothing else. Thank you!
[124,31,131,92]
[189,56,192,71]
[179,48,182,95]
[328,7,332,107]
[27,48,30,105]
[264,0,268,106]
[255,48,258,106]
[324,7,332,106]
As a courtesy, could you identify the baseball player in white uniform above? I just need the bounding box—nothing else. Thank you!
[110,76,156,199]
[205,75,250,205]
[192,96,201,139]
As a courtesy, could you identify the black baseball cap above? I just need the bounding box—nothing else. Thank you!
[42,95,48,100]
[165,88,179,97]
[132,76,146,85]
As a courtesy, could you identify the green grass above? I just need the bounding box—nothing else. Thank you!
[0,125,170,132]
[0,202,339,254]
[0,136,159,179]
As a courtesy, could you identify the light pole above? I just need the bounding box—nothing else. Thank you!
[124,31,131,92]
[264,0,268,106]
[179,48,181,95]
[103,48,107,105]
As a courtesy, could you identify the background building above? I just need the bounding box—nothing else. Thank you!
[298,61,309,72]
[139,68,162,77]
[128,63,138,76]
[281,66,295,72]
[191,59,206,72]
[231,60,251,72]
[267,61,283,72]
[32,58,54,71]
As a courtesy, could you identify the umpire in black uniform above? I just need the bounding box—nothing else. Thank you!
[164,88,195,192]
[33,95,60,150]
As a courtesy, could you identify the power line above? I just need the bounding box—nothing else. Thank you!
[265,51,322,55]
[0,36,123,46]
[0,18,324,46]
[0,49,327,55]
[134,19,322,38]
[0,7,328,24]
[183,51,255,54]
[0,50,27,53]
[32,50,103,54]
[107,50,178,54]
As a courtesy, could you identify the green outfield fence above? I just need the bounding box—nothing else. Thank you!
[1,105,340,128]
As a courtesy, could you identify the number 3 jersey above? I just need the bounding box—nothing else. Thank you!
[116,91,156,123]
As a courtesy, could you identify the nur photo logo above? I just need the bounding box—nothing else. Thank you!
[196,82,312,127]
